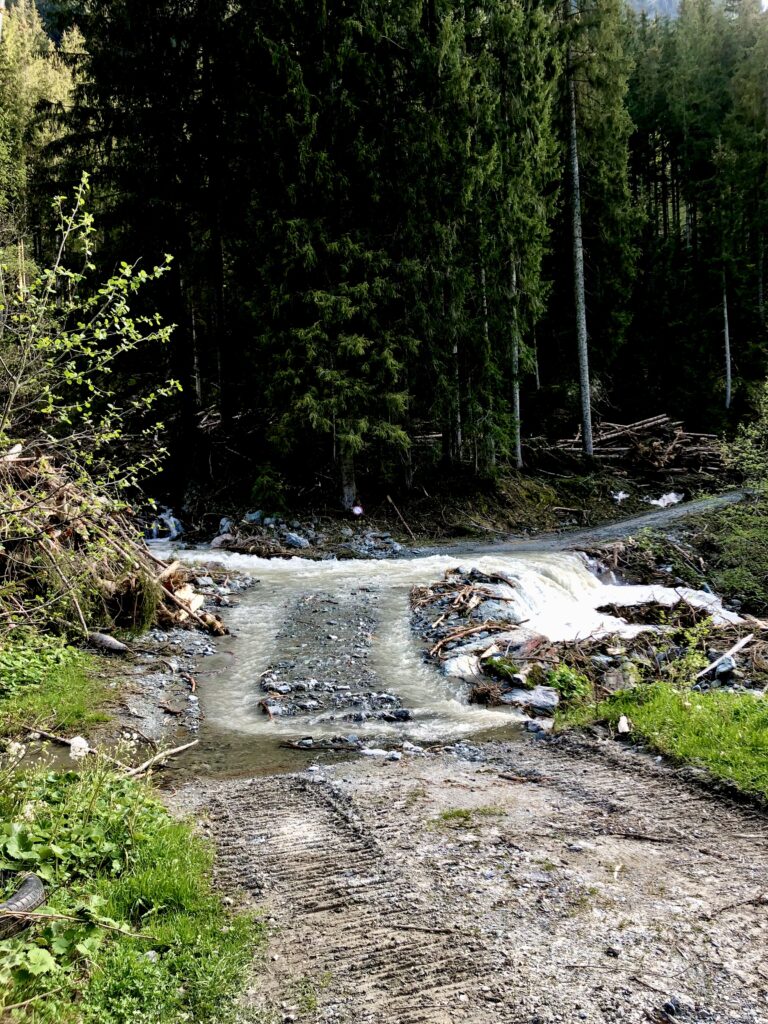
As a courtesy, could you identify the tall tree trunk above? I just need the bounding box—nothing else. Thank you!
[180,271,203,410]
[451,339,462,459]
[444,231,462,463]
[510,261,523,469]
[479,251,496,471]
[758,234,765,326]
[723,270,732,411]
[566,26,593,456]
[340,440,357,510]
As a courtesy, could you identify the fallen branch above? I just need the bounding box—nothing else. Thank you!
[0,909,153,938]
[703,891,767,920]
[695,633,754,679]
[123,739,199,777]
[429,621,517,658]
[386,494,417,542]
[25,728,129,770]
[0,988,66,1013]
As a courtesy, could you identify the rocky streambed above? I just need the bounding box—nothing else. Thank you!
[410,554,765,733]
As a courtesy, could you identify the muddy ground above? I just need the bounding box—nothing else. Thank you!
[138,492,768,1022]
[169,737,768,1024]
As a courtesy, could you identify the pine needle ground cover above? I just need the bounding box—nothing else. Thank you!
[0,763,261,1023]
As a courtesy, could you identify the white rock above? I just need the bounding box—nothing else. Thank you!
[617,715,632,734]
[402,741,425,755]
[442,654,482,678]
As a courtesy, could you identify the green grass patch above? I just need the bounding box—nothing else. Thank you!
[431,805,506,828]
[575,684,768,799]
[0,764,262,1022]
[546,665,592,702]
[0,632,109,737]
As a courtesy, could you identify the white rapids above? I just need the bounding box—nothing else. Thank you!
[156,546,740,752]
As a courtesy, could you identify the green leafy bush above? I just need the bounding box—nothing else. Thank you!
[0,632,105,736]
[0,633,83,698]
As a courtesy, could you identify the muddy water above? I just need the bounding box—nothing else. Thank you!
[157,543,740,779]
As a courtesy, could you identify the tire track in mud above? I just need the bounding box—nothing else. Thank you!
[205,775,505,1024]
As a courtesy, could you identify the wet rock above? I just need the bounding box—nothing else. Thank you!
[473,600,527,625]
[402,740,425,755]
[500,685,559,715]
[443,654,482,678]
[591,654,615,668]
[714,655,736,679]
[284,532,310,550]
[602,662,641,693]
[211,532,235,549]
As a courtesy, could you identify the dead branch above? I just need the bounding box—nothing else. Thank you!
[123,740,199,777]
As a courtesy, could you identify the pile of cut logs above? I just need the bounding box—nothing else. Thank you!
[553,414,723,473]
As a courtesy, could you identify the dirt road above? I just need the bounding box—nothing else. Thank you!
[163,490,767,1023]
[171,737,768,1024]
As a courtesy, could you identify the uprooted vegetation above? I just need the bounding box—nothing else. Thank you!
[0,449,228,643]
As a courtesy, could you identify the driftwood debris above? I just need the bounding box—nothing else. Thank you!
[695,633,755,680]
[545,414,723,474]
[124,740,199,777]
[23,727,198,776]
[0,443,227,638]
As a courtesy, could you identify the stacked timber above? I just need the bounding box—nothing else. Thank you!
[552,414,723,473]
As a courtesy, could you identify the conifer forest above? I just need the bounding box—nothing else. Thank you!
[5,5,768,1023]
[0,0,766,506]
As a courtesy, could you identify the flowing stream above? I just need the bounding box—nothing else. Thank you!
[157,529,741,778]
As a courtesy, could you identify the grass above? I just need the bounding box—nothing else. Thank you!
[572,683,768,800]
[0,763,262,1022]
[0,632,109,738]
[431,806,506,828]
